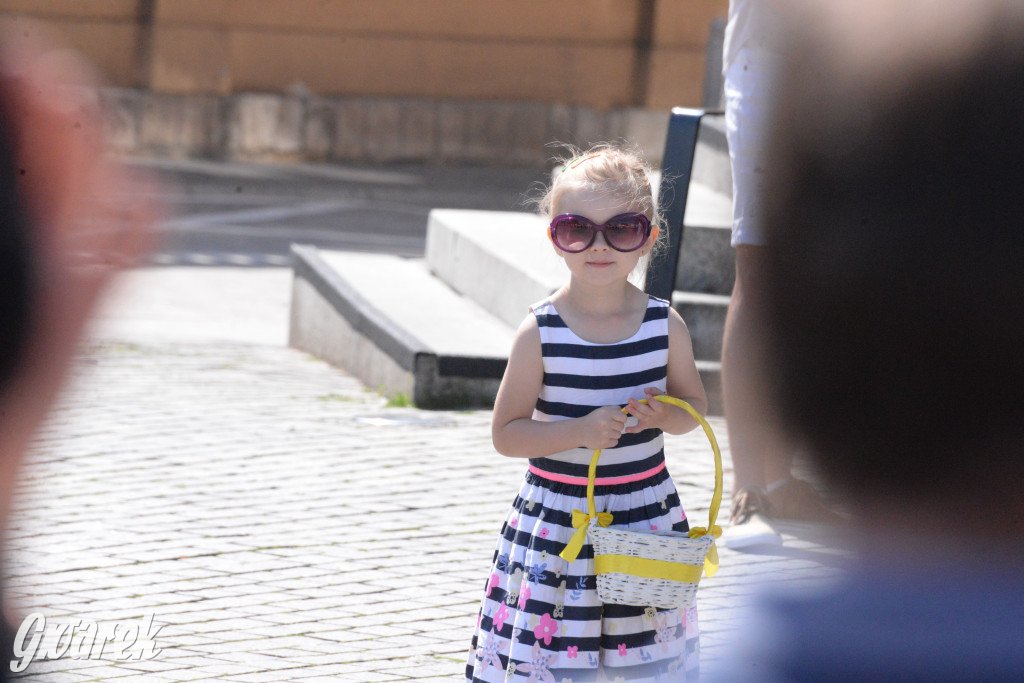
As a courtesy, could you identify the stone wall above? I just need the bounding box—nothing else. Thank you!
[103,89,675,165]
[6,0,727,164]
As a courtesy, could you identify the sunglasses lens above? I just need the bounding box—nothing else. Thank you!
[603,215,649,251]
[553,217,594,252]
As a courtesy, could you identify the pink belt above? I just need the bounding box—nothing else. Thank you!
[528,460,666,486]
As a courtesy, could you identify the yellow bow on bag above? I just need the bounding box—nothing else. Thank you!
[687,524,722,577]
[559,510,614,563]
[558,395,723,579]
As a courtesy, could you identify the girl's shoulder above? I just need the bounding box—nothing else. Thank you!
[643,294,671,321]
[647,295,670,309]
[529,297,556,315]
[528,297,562,328]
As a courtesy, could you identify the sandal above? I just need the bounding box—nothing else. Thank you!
[723,487,782,548]
[766,477,842,523]
[729,486,772,525]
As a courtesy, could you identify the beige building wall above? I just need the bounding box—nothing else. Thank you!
[1,1,728,163]
[648,0,728,109]
[0,0,140,86]
[1,0,726,109]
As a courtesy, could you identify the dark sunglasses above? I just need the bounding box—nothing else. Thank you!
[549,213,652,253]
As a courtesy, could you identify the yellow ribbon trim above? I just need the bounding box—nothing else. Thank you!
[594,554,703,584]
[557,396,724,579]
[559,510,613,563]
[687,525,722,577]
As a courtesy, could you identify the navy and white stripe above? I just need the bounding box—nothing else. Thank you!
[467,296,699,683]
[531,297,670,474]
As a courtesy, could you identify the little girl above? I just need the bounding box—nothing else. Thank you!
[466,145,708,683]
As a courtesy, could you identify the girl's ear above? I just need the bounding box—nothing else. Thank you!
[642,225,660,255]
[546,226,564,257]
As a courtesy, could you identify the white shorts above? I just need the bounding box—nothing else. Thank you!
[725,47,782,247]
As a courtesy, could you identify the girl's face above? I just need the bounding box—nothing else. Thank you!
[551,185,654,286]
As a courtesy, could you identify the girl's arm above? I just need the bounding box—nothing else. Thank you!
[624,308,708,435]
[491,314,627,458]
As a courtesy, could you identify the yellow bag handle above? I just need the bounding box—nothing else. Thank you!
[559,395,723,577]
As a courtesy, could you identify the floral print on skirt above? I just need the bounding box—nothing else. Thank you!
[466,465,700,682]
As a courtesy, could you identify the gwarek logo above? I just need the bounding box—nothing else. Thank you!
[10,613,165,673]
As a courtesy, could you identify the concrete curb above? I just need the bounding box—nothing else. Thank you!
[288,245,506,409]
[291,244,428,371]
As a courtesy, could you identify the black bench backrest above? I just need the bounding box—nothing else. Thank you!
[646,108,718,301]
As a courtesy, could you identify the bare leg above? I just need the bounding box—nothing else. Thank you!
[722,245,792,496]
[722,247,841,524]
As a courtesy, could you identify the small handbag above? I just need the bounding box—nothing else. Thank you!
[558,395,722,609]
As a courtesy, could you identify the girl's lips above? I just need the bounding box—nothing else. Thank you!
[586,261,614,267]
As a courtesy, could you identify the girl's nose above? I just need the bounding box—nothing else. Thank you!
[590,230,611,250]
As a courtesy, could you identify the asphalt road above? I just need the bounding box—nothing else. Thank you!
[130,158,548,266]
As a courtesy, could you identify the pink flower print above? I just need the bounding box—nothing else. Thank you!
[617,643,627,657]
[516,642,556,683]
[518,585,532,610]
[533,613,558,646]
[487,572,499,597]
[539,527,550,539]
[510,517,518,529]
[567,645,578,659]
[494,603,510,631]
[650,524,659,531]
[475,628,505,673]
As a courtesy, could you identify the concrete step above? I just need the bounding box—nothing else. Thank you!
[425,209,565,331]
[675,181,734,296]
[289,245,514,408]
[676,223,734,296]
[696,360,723,418]
[692,114,732,199]
[426,181,734,332]
[289,244,725,414]
[672,290,731,362]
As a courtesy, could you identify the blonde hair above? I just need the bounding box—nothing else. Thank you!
[539,143,661,224]
[536,143,664,284]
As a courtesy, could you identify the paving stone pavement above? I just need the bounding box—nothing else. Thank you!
[5,267,850,682]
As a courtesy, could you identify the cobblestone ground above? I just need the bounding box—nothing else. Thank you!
[4,269,849,682]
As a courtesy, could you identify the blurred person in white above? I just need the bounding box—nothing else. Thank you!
[721,0,843,550]
[719,0,1024,678]
[0,34,157,677]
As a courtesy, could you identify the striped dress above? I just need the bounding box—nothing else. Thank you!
[466,296,700,683]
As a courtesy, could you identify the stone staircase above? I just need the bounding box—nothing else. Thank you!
[289,116,734,412]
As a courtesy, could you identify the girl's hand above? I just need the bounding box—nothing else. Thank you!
[623,387,670,433]
[577,405,629,450]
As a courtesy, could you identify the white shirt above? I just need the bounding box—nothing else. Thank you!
[723,0,787,71]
